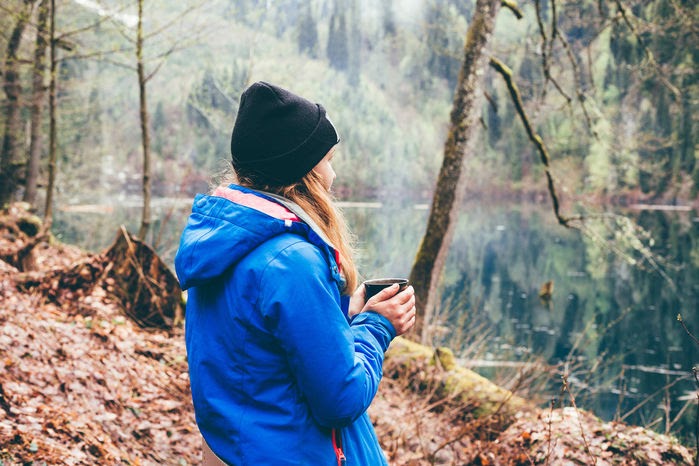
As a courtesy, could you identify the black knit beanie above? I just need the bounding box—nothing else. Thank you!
[230,81,339,186]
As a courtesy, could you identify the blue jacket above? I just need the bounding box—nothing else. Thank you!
[175,184,395,465]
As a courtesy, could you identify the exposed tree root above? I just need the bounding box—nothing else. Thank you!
[2,203,183,331]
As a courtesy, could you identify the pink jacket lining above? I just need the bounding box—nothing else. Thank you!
[212,186,300,222]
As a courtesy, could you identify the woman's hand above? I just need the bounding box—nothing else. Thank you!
[348,284,367,318]
[359,284,416,336]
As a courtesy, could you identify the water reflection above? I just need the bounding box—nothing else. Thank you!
[348,201,698,446]
[53,199,698,446]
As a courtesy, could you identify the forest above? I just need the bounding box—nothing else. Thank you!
[1,0,696,210]
[0,0,698,464]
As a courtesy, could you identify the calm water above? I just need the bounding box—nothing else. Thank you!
[53,198,699,445]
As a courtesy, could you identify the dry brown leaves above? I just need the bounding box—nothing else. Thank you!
[0,204,696,465]
[0,217,198,465]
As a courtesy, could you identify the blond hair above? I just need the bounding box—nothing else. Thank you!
[220,168,358,294]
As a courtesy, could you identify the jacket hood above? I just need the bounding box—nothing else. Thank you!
[175,184,337,290]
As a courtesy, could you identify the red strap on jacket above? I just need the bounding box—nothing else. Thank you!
[332,428,346,466]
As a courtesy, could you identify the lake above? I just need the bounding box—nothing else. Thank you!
[53,196,699,446]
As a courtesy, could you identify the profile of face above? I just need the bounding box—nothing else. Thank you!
[314,147,337,191]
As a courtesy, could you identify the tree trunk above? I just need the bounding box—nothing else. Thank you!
[408,0,500,343]
[23,0,50,206]
[136,0,151,241]
[43,0,57,224]
[1,1,33,207]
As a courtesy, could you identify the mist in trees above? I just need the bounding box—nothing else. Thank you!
[1,0,693,212]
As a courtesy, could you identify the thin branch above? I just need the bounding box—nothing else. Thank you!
[501,0,523,19]
[543,397,559,465]
[58,45,135,63]
[561,375,597,465]
[553,28,597,138]
[613,0,681,98]
[144,33,206,82]
[91,55,135,71]
[534,0,571,103]
[677,314,699,347]
[619,374,690,422]
[489,56,679,289]
[483,90,497,112]
[56,11,116,41]
[144,44,178,82]
[142,2,204,42]
[489,56,573,227]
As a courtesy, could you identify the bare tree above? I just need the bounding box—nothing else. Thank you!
[135,0,151,240]
[40,0,207,235]
[42,0,55,223]
[409,0,501,342]
[23,0,49,205]
[96,0,206,241]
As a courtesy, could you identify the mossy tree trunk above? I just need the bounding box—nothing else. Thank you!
[23,0,50,206]
[43,0,57,224]
[0,1,34,207]
[409,0,501,343]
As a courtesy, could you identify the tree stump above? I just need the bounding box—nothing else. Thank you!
[11,223,184,331]
[103,226,184,330]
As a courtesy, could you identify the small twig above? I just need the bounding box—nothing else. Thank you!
[544,397,558,466]
[663,373,672,434]
[534,0,571,103]
[483,90,497,112]
[668,397,696,433]
[677,314,699,347]
[620,374,690,422]
[615,365,626,422]
[561,375,596,465]
[431,372,520,455]
[552,28,597,138]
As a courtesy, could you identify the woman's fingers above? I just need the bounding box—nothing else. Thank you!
[371,283,399,302]
[395,285,415,304]
[361,284,418,335]
[393,305,417,336]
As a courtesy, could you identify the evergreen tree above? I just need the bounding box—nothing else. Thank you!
[381,0,396,37]
[424,0,463,88]
[297,3,318,58]
[327,0,349,71]
[347,0,361,85]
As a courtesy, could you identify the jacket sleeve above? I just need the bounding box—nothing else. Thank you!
[258,240,396,428]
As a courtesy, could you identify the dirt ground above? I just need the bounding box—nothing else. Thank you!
[0,204,696,465]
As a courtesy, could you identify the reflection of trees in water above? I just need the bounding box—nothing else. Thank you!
[431,203,697,445]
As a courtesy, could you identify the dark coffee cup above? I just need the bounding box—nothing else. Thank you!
[364,278,409,300]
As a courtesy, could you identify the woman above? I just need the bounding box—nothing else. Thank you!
[175,81,416,465]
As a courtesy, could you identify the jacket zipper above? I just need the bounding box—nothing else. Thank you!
[331,428,346,466]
